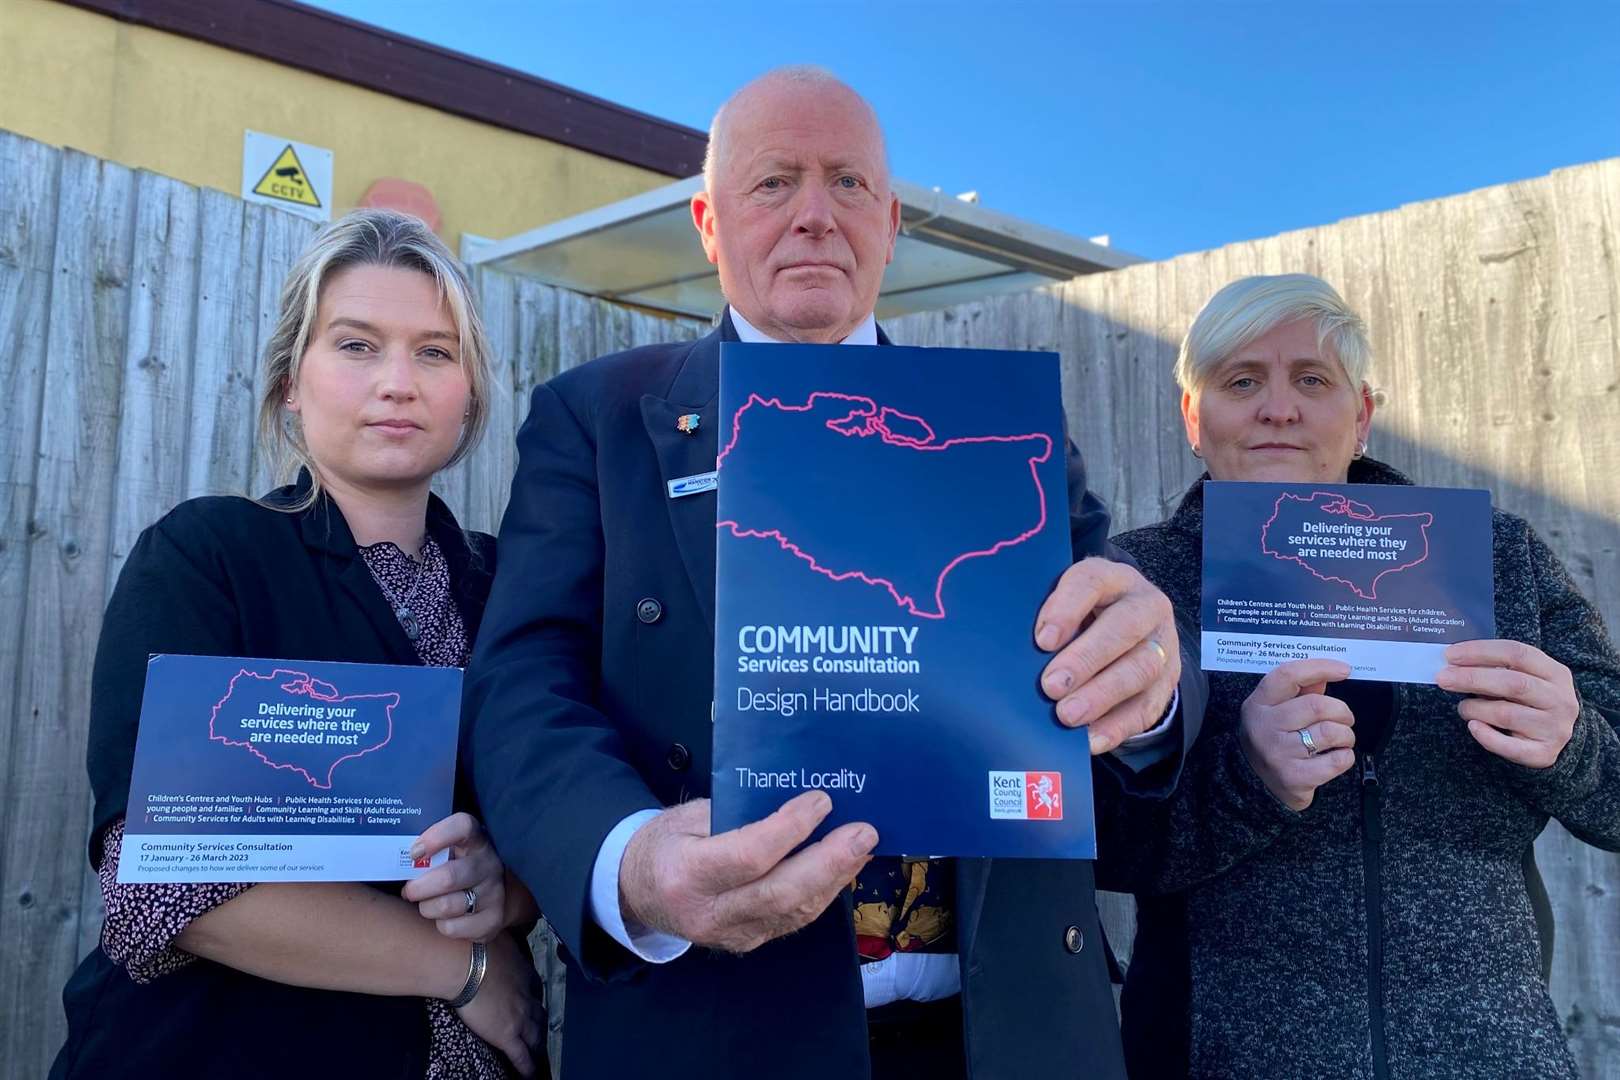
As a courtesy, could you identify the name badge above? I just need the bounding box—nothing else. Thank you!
[667,471,718,499]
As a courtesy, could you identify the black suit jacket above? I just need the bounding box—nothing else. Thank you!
[53,476,496,1080]
[466,315,1205,1079]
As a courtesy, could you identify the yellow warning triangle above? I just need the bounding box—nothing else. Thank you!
[252,145,322,208]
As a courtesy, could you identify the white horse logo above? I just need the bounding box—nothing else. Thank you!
[1027,773,1061,817]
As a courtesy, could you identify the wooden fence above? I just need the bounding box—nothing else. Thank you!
[887,154,1620,1075]
[2,123,1616,1075]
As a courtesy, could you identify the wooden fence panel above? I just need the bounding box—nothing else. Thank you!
[1540,158,1620,1071]
[69,170,205,964]
[513,274,561,417]
[0,147,136,1080]
[183,192,264,501]
[108,172,201,585]
[245,210,319,497]
[457,265,517,536]
[557,287,600,374]
[0,131,61,902]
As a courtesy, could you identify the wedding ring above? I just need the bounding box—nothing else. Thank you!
[1299,728,1321,756]
[1145,638,1167,666]
[463,887,478,915]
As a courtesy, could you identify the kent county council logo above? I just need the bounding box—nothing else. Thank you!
[988,771,1063,821]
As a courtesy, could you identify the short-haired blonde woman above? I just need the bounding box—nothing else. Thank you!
[1112,274,1620,1079]
[52,210,543,1079]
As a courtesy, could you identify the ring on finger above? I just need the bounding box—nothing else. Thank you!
[1299,727,1321,756]
[463,887,478,915]
[1145,638,1167,666]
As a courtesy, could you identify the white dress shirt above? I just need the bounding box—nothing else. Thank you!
[587,306,1177,1006]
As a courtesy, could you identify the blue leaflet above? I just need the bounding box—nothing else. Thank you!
[712,342,1096,858]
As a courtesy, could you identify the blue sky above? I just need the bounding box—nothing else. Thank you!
[309,1,1619,261]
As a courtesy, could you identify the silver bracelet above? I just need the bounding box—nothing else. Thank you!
[446,940,487,1008]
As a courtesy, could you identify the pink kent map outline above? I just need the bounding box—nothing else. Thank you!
[1260,491,1435,600]
[208,667,398,790]
[715,391,1053,620]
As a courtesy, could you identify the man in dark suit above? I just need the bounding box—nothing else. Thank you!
[465,66,1205,1078]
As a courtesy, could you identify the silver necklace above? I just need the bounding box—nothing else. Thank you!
[376,541,431,641]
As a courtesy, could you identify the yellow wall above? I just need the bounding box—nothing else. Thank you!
[0,0,676,242]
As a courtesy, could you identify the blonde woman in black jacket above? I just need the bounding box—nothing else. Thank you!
[52,210,543,1079]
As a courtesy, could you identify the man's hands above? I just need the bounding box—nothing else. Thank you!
[619,792,877,955]
[1438,639,1579,769]
[1238,659,1356,811]
[1036,557,1181,753]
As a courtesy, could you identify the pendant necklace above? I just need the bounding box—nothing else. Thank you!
[382,543,429,641]
[396,602,421,642]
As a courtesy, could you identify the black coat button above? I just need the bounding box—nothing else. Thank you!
[1063,925,1084,954]
[636,597,663,624]
[666,743,692,771]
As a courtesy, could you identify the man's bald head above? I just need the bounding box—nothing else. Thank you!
[702,66,891,198]
[691,67,901,344]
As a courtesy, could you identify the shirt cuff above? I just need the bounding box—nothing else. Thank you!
[588,808,692,964]
[1116,686,1179,751]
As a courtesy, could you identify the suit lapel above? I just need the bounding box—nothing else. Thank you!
[647,316,997,973]
[638,317,889,679]
[641,318,728,632]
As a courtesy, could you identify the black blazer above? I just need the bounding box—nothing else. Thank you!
[466,314,1206,1079]
[52,475,495,1080]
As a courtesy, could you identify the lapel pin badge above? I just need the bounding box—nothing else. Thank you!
[677,413,700,435]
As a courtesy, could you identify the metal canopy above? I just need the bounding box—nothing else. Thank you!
[462,176,1142,320]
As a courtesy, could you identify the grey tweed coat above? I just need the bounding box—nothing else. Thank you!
[1108,458,1620,1080]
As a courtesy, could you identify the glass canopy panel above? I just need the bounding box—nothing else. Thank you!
[466,176,1138,320]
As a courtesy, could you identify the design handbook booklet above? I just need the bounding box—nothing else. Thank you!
[119,654,461,883]
[711,342,1096,858]
[1201,482,1495,683]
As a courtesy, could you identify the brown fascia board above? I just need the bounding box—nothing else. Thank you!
[56,0,708,177]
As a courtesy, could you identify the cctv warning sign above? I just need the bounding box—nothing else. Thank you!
[253,145,321,207]
[242,131,332,222]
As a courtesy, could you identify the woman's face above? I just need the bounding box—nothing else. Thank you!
[1182,318,1374,484]
[289,264,470,495]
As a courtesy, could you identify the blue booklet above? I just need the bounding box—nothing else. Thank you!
[1202,482,1495,683]
[711,342,1095,858]
[118,654,462,883]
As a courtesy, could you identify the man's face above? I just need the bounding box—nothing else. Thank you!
[692,82,901,343]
